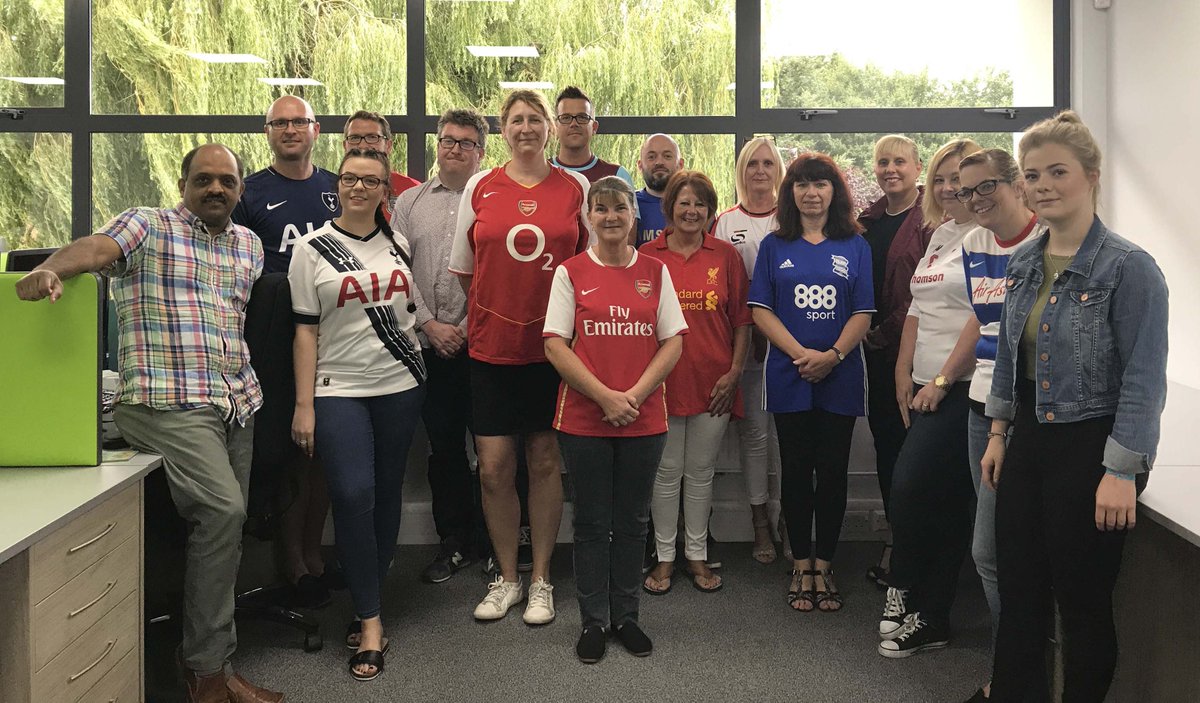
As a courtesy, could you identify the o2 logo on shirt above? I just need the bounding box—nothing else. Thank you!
[794,284,838,320]
[506,223,555,271]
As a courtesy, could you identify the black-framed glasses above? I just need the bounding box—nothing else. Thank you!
[265,117,316,130]
[955,179,1005,203]
[437,137,481,152]
[338,173,384,190]
[345,134,387,145]
[555,113,594,125]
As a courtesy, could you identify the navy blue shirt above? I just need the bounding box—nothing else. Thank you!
[232,166,341,275]
[748,233,875,415]
[635,189,665,249]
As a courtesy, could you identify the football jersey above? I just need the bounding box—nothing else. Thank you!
[962,215,1045,402]
[907,219,979,385]
[712,204,779,281]
[551,155,634,186]
[748,234,875,416]
[635,189,666,248]
[233,165,341,275]
[448,163,591,365]
[383,171,421,224]
[543,248,688,437]
[289,221,425,397]
[639,233,752,418]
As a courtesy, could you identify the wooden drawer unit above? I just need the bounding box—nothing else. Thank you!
[0,481,144,703]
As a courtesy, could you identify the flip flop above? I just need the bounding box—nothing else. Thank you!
[691,571,723,593]
[642,572,673,596]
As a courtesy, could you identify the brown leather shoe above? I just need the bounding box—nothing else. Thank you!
[182,670,230,703]
[226,673,285,703]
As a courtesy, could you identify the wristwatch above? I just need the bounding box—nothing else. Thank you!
[933,374,952,390]
[830,345,845,363]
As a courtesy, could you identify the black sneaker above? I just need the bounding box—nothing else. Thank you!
[877,613,949,658]
[615,622,652,657]
[576,626,607,664]
[517,526,533,572]
[421,544,474,584]
[481,554,500,578]
[878,587,910,640]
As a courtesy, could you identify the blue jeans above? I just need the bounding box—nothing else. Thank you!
[559,432,665,630]
[315,388,424,619]
[968,406,1001,644]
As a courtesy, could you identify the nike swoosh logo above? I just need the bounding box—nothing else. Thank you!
[482,192,496,199]
[267,201,287,210]
[581,287,599,296]
[969,260,986,268]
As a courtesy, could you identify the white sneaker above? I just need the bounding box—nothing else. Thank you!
[879,586,910,639]
[523,577,556,625]
[473,576,524,620]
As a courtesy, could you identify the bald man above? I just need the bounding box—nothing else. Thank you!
[232,95,341,610]
[632,133,684,247]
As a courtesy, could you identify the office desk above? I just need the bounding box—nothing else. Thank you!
[0,453,161,702]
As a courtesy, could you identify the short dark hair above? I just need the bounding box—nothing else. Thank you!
[344,110,392,140]
[181,143,244,181]
[437,108,489,151]
[776,153,861,241]
[661,170,718,228]
[555,85,590,110]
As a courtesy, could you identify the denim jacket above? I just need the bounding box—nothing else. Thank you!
[985,216,1169,475]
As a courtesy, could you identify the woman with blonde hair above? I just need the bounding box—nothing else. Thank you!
[713,136,787,563]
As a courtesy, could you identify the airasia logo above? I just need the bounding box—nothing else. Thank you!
[518,199,538,216]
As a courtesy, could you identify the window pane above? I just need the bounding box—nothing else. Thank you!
[0,1,65,108]
[92,133,407,228]
[770,132,1021,212]
[426,0,735,116]
[762,0,1053,109]
[423,134,737,208]
[0,133,71,250]
[92,1,406,115]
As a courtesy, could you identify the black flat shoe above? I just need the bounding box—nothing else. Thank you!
[576,626,607,664]
[348,649,384,681]
[615,622,652,657]
[291,573,331,609]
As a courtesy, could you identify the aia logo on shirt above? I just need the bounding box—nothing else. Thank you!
[322,192,339,212]
[337,270,410,308]
[518,200,538,216]
[706,267,720,285]
[635,279,652,298]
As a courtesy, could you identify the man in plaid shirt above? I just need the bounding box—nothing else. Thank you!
[15,143,285,703]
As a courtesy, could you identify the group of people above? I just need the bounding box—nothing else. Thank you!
[13,79,1167,703]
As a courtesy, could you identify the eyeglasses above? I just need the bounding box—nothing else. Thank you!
[555,113,594,125]
[266,117,316,130]
[955,179,1005,203]
[437,137,481,152]
[346,134,387,145]
[338,173,384,190]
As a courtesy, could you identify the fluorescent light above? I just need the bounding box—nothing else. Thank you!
[1,76,64,85]
[436,1,515,3]
[726,81,775,90]
[499,81,554,89]
[258,78,323,87]
[187,52,267,64]
[468,45,540,58]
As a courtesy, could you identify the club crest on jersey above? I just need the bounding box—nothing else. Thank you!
[635,279,652,298]
[831,254,850,280]
[518,199,538,216]
[706,267,720,285]
[322,192,339,212]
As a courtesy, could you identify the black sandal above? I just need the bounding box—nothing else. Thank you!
[786,569,817,612]
[815,568,843,612]
[348,649,385,681]
[865,543,891,589]
[344,620,361,650]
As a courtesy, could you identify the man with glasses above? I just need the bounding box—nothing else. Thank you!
[633,133,684,247]
[550,86,634,187]
[391,109,488,584]
[342,110,420,222]
[232,94,341,610]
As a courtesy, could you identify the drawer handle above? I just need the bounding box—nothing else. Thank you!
[68,522,117,553]
[69,639,115,681]
[69,580,117,617]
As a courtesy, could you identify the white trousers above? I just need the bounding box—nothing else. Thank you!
[653,413,730,561]
[734,366,781,506]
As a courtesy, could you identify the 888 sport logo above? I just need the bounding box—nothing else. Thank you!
[793,284,838,320]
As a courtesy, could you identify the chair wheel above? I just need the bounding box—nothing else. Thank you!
[303,633,323,652]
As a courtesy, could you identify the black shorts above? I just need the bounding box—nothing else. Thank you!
[469,359,561,436]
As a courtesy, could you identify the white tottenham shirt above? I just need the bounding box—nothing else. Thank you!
[906,219,980,385]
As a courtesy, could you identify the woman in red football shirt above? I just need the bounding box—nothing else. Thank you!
[544,176,687,663]
[639,170,752,594]
[449,90,591,625]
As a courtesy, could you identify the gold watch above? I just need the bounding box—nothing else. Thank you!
[933,374,952,391]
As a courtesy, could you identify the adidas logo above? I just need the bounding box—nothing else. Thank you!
[779,258,795,269]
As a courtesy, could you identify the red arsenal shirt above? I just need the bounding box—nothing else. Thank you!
[639,232,752,417]
[448,163,591,364]
[543,249,688,437]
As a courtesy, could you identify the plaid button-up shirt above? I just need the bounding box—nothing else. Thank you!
[101,204,264,425]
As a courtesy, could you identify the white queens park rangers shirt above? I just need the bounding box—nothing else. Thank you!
[288,221,426,397]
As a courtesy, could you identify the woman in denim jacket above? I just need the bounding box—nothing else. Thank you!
[980,111,1168,702]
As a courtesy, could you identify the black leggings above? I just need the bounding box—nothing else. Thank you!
[774,410,857,562]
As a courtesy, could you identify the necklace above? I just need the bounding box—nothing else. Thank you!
[885,192,918,217]
[1046,253,1070,281]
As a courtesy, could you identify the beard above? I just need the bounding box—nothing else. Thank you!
[643,169,670,191]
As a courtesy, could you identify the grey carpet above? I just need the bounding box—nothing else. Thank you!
[217,542,991,703]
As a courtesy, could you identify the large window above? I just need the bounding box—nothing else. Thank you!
[0,1,65,109]
[0,133,71,249]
